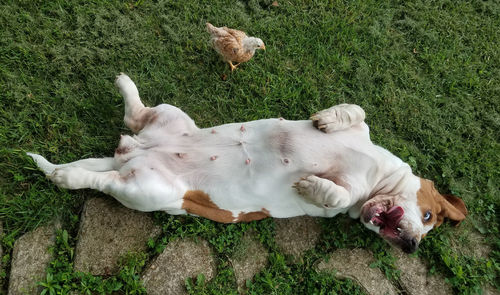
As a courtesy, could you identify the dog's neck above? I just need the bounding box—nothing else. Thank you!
[370,145,418,197]
[347,145,417,219]
[371,163,415,197]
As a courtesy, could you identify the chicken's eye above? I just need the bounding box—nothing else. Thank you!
[423,211,432,222]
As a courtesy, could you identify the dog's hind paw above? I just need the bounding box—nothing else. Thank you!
[50,167,88,190]
[27,152,57,175]
[114,73,139,98]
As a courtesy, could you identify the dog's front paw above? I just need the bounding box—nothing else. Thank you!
[310,104,365,133]
[310,110,341,133]
[294,175,334,208]
[293,175,319,198]
[293,175,351,209]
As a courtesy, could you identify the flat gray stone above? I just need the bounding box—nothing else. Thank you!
[274,216,321,260]
[8,223,59,295]
[0,222,4,293]
[230,230,268,291]
[392,248,452,295]
[482,285,500,295]
[0,222,3,272]
[316,248,398,295]
[73,197,161,275]
[450,228,491,259]
[141,238,216,295]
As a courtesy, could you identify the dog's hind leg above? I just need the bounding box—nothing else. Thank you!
[48,165,185,212]
[310,104,365,133]
[27,153,116,175]
[115,73,198,136]
[115,73,154,133]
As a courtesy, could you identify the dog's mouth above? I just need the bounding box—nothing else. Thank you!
[362,203,404,239]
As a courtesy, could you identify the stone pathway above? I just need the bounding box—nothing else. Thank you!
[229,230,269,292]
[9,222,60,295]
[4,197,495,294]
[274,216,321,262]
[74,197,161,275]
[391,248,452,295]
[142,238,216,295]
[316,248,398,295]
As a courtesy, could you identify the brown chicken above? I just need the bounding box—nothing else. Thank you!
[206,22,265,71]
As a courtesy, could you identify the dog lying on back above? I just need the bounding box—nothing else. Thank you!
[28,73,467,253]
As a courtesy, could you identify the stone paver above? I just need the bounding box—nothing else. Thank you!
[275,216,321,260]
[391,248,452,295]
[0,222,4,294]
[8,223,59,295]
[450,229,491,259]
[316,248,398,295]
[73,197,161,275]
[0,222,3,271]
[141,238,216,295]
[230,230,269,291]
[482,285,500,295]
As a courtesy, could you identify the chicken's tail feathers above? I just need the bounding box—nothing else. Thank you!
[206,22,216,33]
[206,22,226,36]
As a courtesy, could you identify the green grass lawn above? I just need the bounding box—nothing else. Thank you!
[0,0,498,293]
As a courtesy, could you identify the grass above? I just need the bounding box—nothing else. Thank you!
[0,0,498,293]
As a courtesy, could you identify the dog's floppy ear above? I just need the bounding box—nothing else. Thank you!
[435,194,467,227]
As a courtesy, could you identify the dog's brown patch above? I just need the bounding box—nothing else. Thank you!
[115,146,130,155]
[417,178,467,228]
[416,179,440,225]
[127,108,158,133]
[181,191,271,223]
[182,190,234,223]
[236,208,270,222]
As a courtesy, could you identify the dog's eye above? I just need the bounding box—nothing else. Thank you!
[423,211,432,222]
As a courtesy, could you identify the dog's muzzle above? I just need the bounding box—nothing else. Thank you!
[400,236,419,253]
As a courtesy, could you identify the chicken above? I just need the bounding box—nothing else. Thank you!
[206,22,265,71]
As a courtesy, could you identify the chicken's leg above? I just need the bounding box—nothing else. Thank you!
[229,61,240,71]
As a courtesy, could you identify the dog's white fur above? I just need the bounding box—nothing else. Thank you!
[28,73,466,253]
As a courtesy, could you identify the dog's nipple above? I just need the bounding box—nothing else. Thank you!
[245,158,251,165]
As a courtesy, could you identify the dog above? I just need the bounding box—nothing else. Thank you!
[28,73,467,253]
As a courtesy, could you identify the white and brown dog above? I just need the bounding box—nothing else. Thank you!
[28,73,467,253]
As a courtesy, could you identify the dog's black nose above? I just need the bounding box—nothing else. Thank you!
[402,237,418,253]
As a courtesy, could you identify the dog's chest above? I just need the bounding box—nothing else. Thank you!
[201,119,296,169]
[145,119,300,168]
[134,119,358,217]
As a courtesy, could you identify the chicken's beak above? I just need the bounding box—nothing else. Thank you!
[261,44,266,50]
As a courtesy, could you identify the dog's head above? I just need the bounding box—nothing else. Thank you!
[360,178,467,253]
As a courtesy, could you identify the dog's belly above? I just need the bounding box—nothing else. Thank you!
[117,118,368,218]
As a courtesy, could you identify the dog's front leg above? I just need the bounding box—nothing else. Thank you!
[293,175,352,209]
[310,104,365,133]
